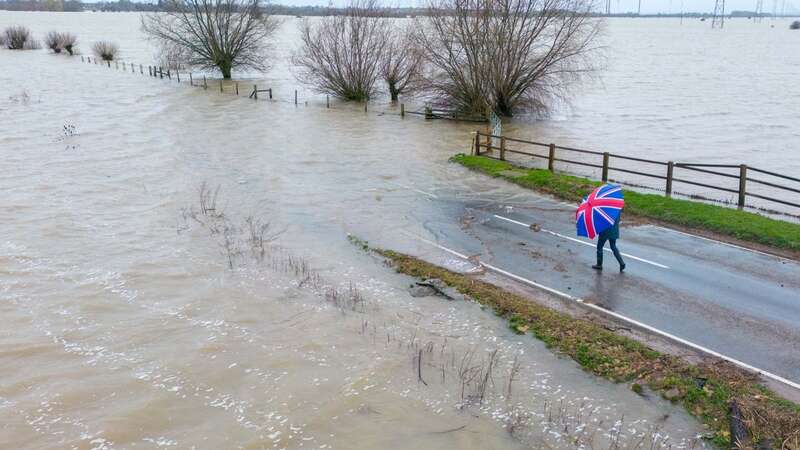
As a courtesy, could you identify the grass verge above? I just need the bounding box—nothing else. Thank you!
[451,154,800,254]
[357,237,800,448]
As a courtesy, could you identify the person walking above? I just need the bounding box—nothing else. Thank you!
[592,214,625,272]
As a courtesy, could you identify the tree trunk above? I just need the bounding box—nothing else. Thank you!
[220,62,232,79]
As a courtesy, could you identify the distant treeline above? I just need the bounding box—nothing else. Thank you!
[0,0,425,14]
[1,0,797,17]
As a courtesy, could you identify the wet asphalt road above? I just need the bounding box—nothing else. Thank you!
[398,188,800,385]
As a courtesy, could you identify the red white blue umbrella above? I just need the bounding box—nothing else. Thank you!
[576,184,625,239]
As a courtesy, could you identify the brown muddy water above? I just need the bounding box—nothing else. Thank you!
[0,14,728,450]
[4,11,799,212]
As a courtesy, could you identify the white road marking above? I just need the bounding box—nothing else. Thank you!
[386,181,439,199]
[652,225,796,263]
[493,214,670,269]
[399,230,800,391]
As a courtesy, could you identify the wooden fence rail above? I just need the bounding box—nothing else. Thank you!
[474,131,800,212]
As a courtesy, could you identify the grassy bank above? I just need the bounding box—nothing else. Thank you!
[371,246,800,448]
[451,154,800,254]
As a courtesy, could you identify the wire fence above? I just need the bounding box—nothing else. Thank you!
[75,56,800,216]
[473,131,800,215]
[77,55,448,119]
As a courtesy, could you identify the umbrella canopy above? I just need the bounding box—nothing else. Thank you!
[576,184,625,239]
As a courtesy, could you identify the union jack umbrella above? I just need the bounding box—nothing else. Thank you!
[576,184,625,239]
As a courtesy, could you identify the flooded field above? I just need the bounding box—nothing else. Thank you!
[2,11,799,172]
[0,37,714,449]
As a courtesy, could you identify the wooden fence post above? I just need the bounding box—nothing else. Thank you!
[235,82,239,95]
[140,64,143,74]
[159,67,164,79]
[475,131,481,155]
[189,73,193,86]
[548,144,556,171]
[253,84,258,99]
[364,101,368,112]
[666,161,674,197]
[176,69,180,82]
[219,79,223,93]
[203,76,207,90]
[294,90,297,105]
[400,103,404,117]
[326,94,330,108]
[602,152,610,182]
[268,88,272,99]
[167,69,171,80]
[107,60,111,68]
[500,136,506,161]
[738,164,748,209]
[148,66,152,76]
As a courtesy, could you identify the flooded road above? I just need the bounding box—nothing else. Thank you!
[0,50,709,448]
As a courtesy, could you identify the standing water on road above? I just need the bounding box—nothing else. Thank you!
[0,44,710,447]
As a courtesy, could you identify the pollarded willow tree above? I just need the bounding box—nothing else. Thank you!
[414,0,602,116]
[141,0,279,79]
[293,0,390,101]
[381,24,425,101]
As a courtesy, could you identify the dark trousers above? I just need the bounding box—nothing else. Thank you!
[597,236,625,267]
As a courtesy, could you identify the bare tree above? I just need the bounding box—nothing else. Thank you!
[381,23,424,101]
[293,0,389,101]
[45,31,63,53]
[141,0,279,79]
[414,0,601,116]
[92,41,119,61]
[4,26,40,50]
[62,33,77,55]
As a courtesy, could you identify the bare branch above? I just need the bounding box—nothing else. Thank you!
[413,0,602,116]
[293,0,390,101]
[141,0,279,79]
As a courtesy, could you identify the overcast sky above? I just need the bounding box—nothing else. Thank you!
[268,0,796,13]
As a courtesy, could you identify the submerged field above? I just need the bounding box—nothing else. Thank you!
[0,50,712,448]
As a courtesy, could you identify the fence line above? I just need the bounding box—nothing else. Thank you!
[473,131,800,213]
[75,55,441,119]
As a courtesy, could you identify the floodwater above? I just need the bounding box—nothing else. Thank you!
[0,11,786,449]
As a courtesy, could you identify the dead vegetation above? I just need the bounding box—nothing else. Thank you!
[359,314,693,448]
[179,182,366,312]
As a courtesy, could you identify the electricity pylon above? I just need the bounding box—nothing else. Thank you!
[712,0,726,28]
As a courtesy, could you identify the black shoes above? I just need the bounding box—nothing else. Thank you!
[592,263,626,272]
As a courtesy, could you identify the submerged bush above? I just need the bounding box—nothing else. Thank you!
[3,26,40,50]
[92,40,118,61]
[61,32,77,55]
[45,31,63,53]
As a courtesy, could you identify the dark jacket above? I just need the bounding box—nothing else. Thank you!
[599,217,620,240]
